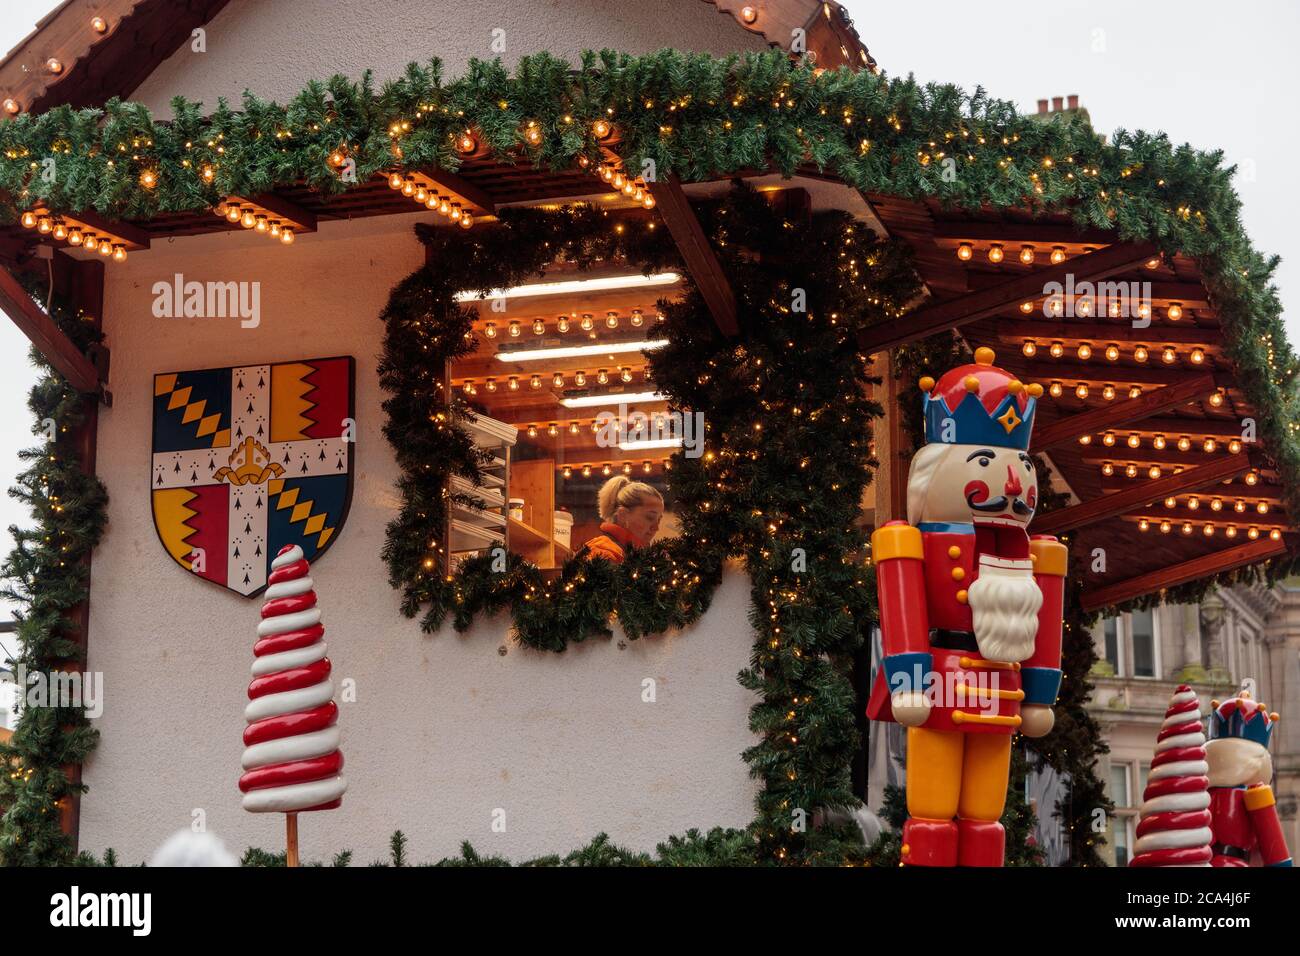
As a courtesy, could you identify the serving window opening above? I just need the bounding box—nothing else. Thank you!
[447,265,686,569]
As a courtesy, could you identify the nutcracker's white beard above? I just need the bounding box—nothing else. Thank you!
[968,559,1043,663]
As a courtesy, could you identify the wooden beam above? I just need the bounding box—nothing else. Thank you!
[1133,417,1257,441]
[74,210,152,249]
[649,174,738,336]
[421,168,497,216]
[228,192,318,232]
[857,241,1160,355]
[931,221,1120,245]
[997,356,1211,389]
[1119,509,1287,529]
[1032,452,1252,536]
[1030,373,1217,451]
[1103,478,1280,497]
[977,319,1222,347]
[1082,537,1289,611]
[50,252,104,853]
[870,351,908,523]
[0,262,102,395]
[964,274,1211,308]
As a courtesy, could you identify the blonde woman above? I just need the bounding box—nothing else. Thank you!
[583,476,664,563]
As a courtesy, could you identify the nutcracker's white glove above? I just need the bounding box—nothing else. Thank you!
[891,691,931,728]
[1020,704,1055,738]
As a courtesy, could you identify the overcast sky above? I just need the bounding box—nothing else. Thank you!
[0,1,1295,624]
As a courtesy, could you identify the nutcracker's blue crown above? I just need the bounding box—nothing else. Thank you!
[1209,692,1277,748]
[920,348,1039,451]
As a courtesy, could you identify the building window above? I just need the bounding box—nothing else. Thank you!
[1094,611,1160,679]
[1107,761,1136,867]
[1130,609,1155,678]
[1103,617,1119,673]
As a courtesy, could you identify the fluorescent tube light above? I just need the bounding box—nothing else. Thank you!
[617,438,682,450]
[454,272,680,302]
[560,390,663,409]
[495,339,669,363]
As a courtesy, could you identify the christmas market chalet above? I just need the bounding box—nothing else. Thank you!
[0,0,1295,867]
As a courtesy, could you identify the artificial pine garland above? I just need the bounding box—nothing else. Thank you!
[0,283,109,866]
[379,183,919,862]
[2,48,1296,516]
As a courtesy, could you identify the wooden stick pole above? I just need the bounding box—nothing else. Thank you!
[286,813,299,868]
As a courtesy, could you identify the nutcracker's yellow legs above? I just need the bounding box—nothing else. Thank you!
[906,727,1012,823]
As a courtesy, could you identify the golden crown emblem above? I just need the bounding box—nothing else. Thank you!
[213,436,285,486]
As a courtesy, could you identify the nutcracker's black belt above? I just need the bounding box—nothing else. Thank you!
[930,629,979,652]
[1212,843,1249,860]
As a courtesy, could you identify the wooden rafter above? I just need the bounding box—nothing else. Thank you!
[1030,373,1217,451]
[857,241,1160,355]
[1031,451,1252,535]
[0,261,102,396]
[649,174,738,336]
[420,168,497,216]
[998,356,1212,389]
[979,320,1221,347]
[226,193,318,233]
[1082,537,1290,611]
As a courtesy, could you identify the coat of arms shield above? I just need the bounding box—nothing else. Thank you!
[151,356,354,597]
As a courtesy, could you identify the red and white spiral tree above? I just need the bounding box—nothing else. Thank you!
[239,544,345,865]
[1129,684,1212,867]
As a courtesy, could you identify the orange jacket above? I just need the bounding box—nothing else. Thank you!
[582,522,644,564]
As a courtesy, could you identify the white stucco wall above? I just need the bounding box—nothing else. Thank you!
[130,0,768,115]
[78,211,760,865]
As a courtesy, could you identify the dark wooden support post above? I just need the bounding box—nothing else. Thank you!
[870,352,908,523]
[1082,537,1290,610]
[648,174,738,336]
[1030,373,1218,452]
[1032,452,1251,536]
[48,252,104,851]
[856,241,1160,355]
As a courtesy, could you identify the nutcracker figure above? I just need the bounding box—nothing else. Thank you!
[1204,687,1292,866]
[868,347,1066,867]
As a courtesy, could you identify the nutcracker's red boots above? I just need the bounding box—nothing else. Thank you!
[902,817,1004,867]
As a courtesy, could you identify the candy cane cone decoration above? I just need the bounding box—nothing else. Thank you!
[1129,685,1212,867]
[239,545,346,865]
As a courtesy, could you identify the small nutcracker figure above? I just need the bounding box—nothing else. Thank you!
[1205,686,1292,867]
[868,347,1066,867]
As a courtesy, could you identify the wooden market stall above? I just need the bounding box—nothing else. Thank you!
[0,0,1294,868]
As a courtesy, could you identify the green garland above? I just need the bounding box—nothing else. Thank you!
[2,47,1296,529]
[0,283,109,866]
[379,183,920,862]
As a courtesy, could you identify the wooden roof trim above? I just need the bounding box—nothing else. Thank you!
[0,0,231,115]
[0,1,873,117]
[0,259,101,395]
[705,1,876,71]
